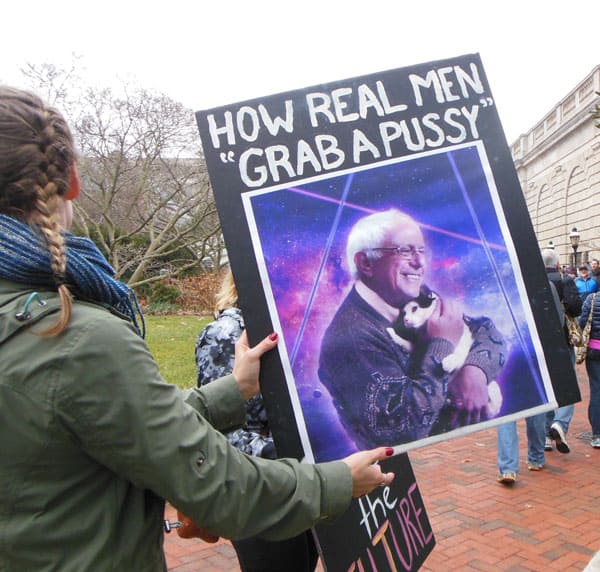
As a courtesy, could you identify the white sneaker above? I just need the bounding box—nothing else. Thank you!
[591,436,600,448]
[549,422,570,454]
[544,437,553,451]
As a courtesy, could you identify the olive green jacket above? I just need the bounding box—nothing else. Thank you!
[0,279,351,571]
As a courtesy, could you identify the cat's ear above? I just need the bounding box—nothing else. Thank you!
[355,251,374,277]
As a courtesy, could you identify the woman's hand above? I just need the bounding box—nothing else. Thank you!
[232,331,278,401]
[342,447,395,498]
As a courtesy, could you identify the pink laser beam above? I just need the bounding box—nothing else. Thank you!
[286,186,507,251]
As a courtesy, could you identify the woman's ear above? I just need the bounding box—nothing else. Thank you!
[64,164,80,201]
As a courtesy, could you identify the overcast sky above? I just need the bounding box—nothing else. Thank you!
[2,1,598,143]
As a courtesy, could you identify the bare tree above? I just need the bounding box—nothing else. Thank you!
[20,63,223,288]
[19,60,82,108]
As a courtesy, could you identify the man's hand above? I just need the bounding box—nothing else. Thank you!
[446,365,489,426]
[426,297,464,347]
[232,331,278,401]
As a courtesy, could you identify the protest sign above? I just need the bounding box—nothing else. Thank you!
[314,453,433,572]
[195,53,579,462]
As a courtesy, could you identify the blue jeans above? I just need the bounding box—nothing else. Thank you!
[497,414,546,473]
[585,357,600,436]
[545,346,576,434]
[545,405,574,434]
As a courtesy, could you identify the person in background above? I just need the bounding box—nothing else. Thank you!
[579,291,600,448]
[196,269,319,572]
[542,249,581,453]
[196,269,275,459]
[575,264,598,302]
[496,414,546,485]
[495,249,576,484]
[591,258,600,288]
[0,85,395,572]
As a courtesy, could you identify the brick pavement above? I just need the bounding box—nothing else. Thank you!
[164,364,600,571]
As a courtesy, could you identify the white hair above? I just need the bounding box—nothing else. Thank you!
[541,248,559,268]
[345,209,416,278]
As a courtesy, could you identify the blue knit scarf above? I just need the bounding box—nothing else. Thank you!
[0,214,145,337]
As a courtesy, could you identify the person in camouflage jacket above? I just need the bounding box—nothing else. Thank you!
[195,269,319,572]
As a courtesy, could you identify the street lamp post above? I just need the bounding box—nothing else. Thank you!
[569,227,580,269]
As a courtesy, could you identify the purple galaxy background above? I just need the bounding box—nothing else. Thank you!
[249,145,547,462]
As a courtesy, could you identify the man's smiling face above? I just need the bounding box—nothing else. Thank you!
[368,220,426,307]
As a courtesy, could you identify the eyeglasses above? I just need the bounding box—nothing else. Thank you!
[367,245,427,259]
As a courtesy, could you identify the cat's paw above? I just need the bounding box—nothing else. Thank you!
[487,380,502,416]
[442,353,460,373]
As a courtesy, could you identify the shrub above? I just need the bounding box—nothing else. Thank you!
[137,271,226,315]
[149,281,182,305]
[176,273,224,313]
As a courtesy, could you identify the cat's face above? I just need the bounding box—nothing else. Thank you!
[402,301,431,328]
[401,293,438,328]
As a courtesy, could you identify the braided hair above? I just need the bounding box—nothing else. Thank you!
[0,86,76,335]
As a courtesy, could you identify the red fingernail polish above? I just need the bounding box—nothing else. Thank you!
[385,447,394,457]
[269,332,278,341]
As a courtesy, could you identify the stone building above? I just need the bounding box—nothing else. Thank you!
[511,64,600,270]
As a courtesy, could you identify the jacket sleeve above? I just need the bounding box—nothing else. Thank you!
[462,316,506,383]
[579,295,592,328]
[55,312,352,541]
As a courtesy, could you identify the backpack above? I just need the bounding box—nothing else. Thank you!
[551,279,585,346]
[548,272,583,346]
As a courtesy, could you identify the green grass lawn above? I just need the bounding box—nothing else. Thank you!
[145,314,210,389]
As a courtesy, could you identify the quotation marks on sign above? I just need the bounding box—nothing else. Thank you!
[480,97,494,107]
[220,151,236,163]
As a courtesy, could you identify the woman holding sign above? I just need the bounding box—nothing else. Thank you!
[0,85,394,571]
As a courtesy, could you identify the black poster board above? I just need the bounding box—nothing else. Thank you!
[195,53,580,463]
[314,453,434,572]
